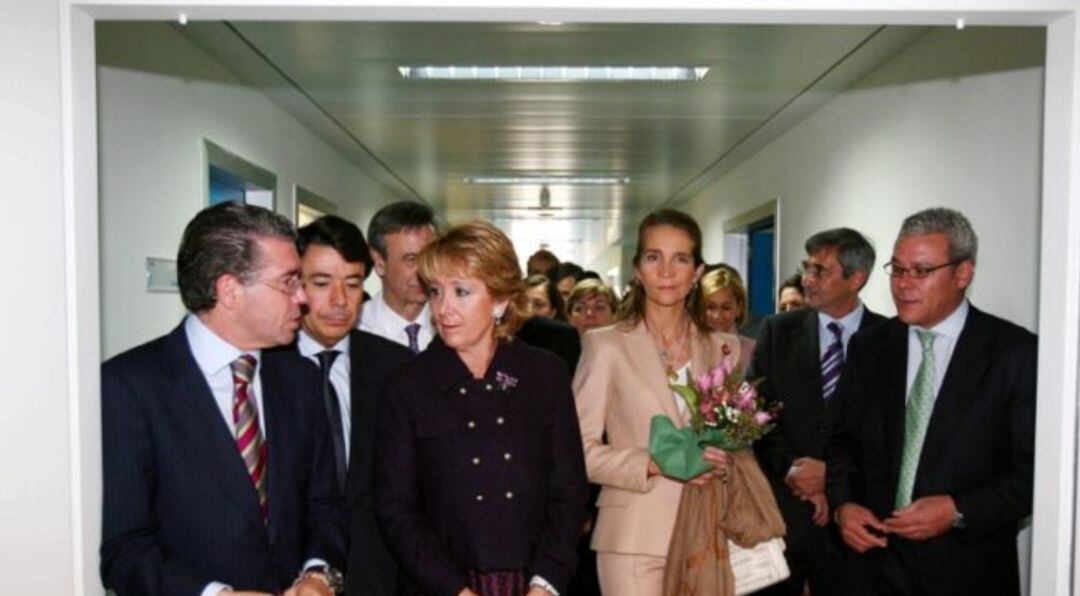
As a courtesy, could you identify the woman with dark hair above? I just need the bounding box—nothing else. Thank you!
[777,273,806,313]
[524,274,567,321]
[375,221,588,596]
[572,209,741,595]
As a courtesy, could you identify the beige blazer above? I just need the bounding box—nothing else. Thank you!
[573,319,741,557]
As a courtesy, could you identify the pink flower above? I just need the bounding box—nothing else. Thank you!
[735,382,756,409]
[710,358,732,388]
[754,411,773,425]
[695,372,713,394]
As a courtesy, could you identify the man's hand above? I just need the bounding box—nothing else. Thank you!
[807,492,830,527]
[835,503,889,553]
[884,495,957,541]
[785,457,825,499]
[456,589,480,596]
[283,576,332,596]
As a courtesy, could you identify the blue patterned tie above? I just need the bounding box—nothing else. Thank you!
[405,322,421,354]
[820,321,844,401]
[895,329,937,508]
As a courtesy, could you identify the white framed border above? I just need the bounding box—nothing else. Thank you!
[60,3,1080,595]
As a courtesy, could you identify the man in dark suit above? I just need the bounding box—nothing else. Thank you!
[287,215,414,595]
[751,227,884,596]
[826,208,1035,595]
[101,202,345,596]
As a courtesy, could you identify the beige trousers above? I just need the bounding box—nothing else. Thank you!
[596,552,667,596]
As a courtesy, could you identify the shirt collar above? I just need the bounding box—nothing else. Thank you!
[367,290,433,335]
[912,298,969,341]
[818,301,865,334]
[184,313,259,377]
[297,328,350,359]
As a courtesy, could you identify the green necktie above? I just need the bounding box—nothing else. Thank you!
[895,329,937,509]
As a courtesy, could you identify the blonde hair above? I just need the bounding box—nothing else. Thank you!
[700,267,748,325]
[418,221,529,340]
[566,279,617,316]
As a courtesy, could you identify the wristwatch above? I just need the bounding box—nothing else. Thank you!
[300,565,345,595]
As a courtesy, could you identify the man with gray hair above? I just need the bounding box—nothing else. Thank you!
[101,202,345,595]
[751,227,885,596]
[827,208,1036,595]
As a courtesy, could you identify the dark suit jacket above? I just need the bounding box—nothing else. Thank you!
[516,315,582,376]
[375,337,589,596]
[750,306,885,546]
[825,306,1036,595]
[100,323,345,595]
[343,330,414,595]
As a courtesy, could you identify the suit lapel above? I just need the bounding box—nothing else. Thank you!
[160,328,266,532]
[915,308,990,477]
[799,310,824,399]
[625,321,684,425]
[880,321,911,489]
[261,360,290,540]
[349,331,377,483]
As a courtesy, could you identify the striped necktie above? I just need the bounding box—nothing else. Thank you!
[895,329,937,509]
[820,321,844,401]
[405,322,421,354]
[230,354,269,522]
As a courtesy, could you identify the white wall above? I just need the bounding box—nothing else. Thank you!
[682,27,1045,331]
[0,1,77,592]
[97,22,406,358]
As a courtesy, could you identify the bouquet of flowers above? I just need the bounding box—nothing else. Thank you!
[649,352,789,596]
[649,354,780,481]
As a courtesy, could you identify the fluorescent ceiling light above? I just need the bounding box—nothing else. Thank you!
[398,65,709,82]
[465,175,630,185]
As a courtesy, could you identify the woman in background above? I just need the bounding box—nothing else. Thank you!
[699,266,756,373]
[376,221,588,596]
[777,273,806,313]
[524,274,567,321]
[573,209,738,596]
[566,279,617,335]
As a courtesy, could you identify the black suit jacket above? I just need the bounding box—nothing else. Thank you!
[375,337,588,596]
[825,306,1036,595]
[343,330,414,595]
[750,306,885,545]
[100,323,345,595]
[516,315,582,376]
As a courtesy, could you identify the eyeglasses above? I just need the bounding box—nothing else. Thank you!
[571,302,612,317]
[798,262,830,279]
[883,260,960,279]
[257,274,303,295]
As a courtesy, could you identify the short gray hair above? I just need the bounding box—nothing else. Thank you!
[898,207,978,263]
[804,227,876,279]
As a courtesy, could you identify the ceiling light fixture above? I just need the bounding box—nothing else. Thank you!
[464,175,630,185]
[398,65,709,82]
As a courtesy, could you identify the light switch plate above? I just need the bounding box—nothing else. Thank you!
[146,256,179,293]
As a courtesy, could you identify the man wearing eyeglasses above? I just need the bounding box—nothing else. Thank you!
[750,227,885,596]
[101,202,345,596]
[826,208,1035,596]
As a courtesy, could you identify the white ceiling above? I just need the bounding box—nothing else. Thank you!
[180,21,926,265]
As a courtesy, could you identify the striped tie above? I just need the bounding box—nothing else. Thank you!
[820,321,844,401]
[405,322,421,354]
[231,354,269,522]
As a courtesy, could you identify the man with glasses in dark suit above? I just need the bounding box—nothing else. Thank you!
[751,227,885,596]
[101,202,344,596]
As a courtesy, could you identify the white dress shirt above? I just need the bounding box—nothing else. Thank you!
[905,299,970,403]
[298,330,352,463]
[185,315,324,596]
[817,302,866,359]
[358,290,435,351]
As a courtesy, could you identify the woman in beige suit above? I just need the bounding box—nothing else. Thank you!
[573,209,742,596]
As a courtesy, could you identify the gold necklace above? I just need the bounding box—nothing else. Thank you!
[648,319,691,381]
